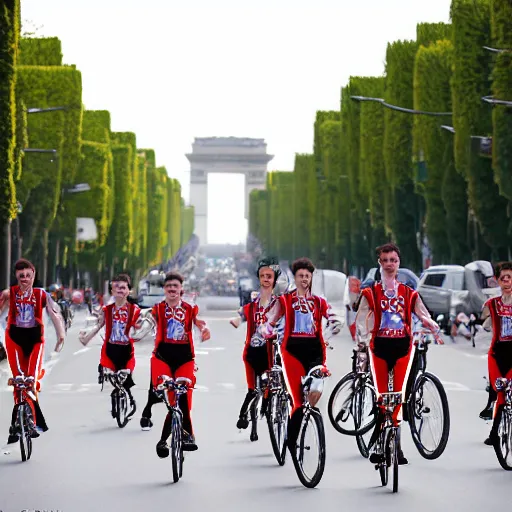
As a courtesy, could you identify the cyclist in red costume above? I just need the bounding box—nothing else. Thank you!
[79,274,142,417]
[147,272,210,457]
[0,259,65,443]
[356,243,439,465]
[480,262,512,445]
[276,257,341,453]
[230,257,284,431]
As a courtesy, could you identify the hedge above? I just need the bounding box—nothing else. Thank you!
[416,22,452,47]
[19,37,62,66]
[490,0,512,201]
[451,0,509,257]
[414,40,467,264]
[384,40,421,269]
[358,76,387,247]
[181,202,195,246]
[107,144,133,268]
[0,0,19,226]
[82,110,111,144]
[293,153,314,257]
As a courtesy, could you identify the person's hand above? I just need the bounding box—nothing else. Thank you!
[78,330,88,346]
[230,317,241,328]
[55,335,65,352]
[200,327,211,342]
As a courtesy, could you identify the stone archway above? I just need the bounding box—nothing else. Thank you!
[186,137,274,244]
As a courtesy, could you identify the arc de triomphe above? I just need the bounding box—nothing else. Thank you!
[186,137,274,244]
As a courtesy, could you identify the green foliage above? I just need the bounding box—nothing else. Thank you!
[146,162,166,266]
[69,141,110,246]
[341,80,371,270]
[384,40,421,269]
[0,0,19,222]
[468,138,509,258]
[358,76,387,245]
[107,145,133,265]
[414,40,465,264]
[450,0,493,178]
[82,110,111,144]
[416,22,452,47]
[490,0,512,200]
[181,203,195,245]
[293,154,314,257]
[314,111,341,179]
[19,37,62,66]
[451,0,509,254]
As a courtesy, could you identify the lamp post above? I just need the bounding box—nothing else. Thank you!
[349,95,452,116]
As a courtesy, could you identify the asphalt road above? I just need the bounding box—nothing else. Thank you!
[0,297,507,512]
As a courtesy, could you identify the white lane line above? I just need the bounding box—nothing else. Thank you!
[73,347,91,355]
[201,347,226,351]
[195,350,209,355]
[218,382,236,389]
[461,352,487,360]
[194,385,209,392]
[54,383,74,391]
[441,380,471,391]
[77,384,93,392]
[202,317,237,321]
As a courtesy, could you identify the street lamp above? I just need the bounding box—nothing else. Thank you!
[483,46,511,54]
[350,96,452,116]
[481,96,512,108]
[26,106,69,114]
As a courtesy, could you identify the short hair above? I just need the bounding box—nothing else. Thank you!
[376,243,401,259]
[495,262,512,279]
[14,258,35,273]
[164,271,184,285]
[291,257,315,276]
[112,274,132,289]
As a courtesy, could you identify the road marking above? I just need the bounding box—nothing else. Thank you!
[201,347,226,351]
[54,383,74,391]
[218,382,236,389]
[441,380,471,391]
[461,352,487,360]
[73,347,91,356]
[195,350,209,355]
[194,385,209,392]
[77,383,93,392]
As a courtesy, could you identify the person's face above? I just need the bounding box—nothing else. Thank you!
[378,251,400,274]
[113,281,130,299]
[295,269,312,292]
[258,268,275,290]
[498,269,512,294]
[164,279,182,300]
[16,268,34,288]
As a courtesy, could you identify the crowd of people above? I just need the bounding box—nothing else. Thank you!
[1,244,511,467]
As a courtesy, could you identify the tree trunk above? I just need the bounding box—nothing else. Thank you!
[0,221,12,289]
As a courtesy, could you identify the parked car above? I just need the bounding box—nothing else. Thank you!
[417,260,500,333]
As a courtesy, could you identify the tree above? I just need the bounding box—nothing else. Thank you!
[0,0,20,287]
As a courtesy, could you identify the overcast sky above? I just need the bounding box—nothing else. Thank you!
[22,0,451,244]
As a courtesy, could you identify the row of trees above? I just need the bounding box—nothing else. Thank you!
[249,0,512,275]
[0,3,194,289]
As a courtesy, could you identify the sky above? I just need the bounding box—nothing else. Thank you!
[21,0,452,244]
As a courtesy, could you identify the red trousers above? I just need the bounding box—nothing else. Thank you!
[151,356,196,433]
[99,342,136,372]
[369,341,415,424]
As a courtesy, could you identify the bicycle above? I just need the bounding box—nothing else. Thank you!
[101,368,135,428]
[264,336,291,466]
[7,374,39,462]
[373,377,401,493]
[155,375,193,483]
[289,364,330,488]
[490,378,512,470]
[404,329,450,459]
[327,343,377,458]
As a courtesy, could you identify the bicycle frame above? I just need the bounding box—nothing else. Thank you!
[101,368,130,392]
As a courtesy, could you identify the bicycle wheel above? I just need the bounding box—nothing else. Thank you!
[171,414,184,482]
[408,372,450,459]
[18,403,33,462]
[266,391,289,466]
[328,372,376,436]
[116,390,129,428]
[493,406,512,470]
[377,433,388,486]
[385,429,399,493]
[249,391,261,442]
[291,409,326,488]
[355,426,372,458]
